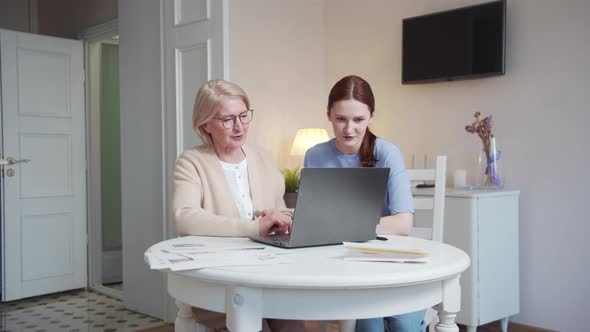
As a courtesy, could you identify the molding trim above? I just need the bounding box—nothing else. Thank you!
[478,322,557,332]
[78,19,118,41]
[84,32,119,296]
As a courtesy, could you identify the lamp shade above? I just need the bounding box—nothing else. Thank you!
[289,128,330,156]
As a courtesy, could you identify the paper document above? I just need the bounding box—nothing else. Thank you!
[145,242,294,271]
[145,252,170,270]
[342,241,430,263]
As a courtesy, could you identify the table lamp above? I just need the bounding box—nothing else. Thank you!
[289,128,330,156]
[282,129,330,208]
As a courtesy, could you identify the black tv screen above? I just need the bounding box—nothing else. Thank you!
[402,0,506,84]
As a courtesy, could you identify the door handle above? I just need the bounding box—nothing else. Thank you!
[0,157,31,166]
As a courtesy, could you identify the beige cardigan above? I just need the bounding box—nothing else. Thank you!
[172,144,288,237]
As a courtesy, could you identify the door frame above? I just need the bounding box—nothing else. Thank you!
[79,19,122,300]
[0,40,4,300]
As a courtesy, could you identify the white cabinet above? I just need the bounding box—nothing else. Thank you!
[414,188,520,332]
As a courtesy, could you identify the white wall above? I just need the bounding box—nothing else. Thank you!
[229,0,590,330]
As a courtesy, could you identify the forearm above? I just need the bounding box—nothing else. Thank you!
[174,207,258,237]
[377,212,414,236]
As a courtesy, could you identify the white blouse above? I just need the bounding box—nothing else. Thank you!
[219,158,254,221]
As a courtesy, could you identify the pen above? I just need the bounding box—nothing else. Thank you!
[344,246,429,256]
[225,247,265,251]
[161,249,194,260]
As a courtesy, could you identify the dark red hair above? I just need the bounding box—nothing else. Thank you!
[327,75,377,167]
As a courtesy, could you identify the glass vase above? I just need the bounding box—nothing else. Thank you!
[476,137,504,189]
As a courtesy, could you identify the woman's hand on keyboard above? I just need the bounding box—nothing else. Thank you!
[258,209,293,235]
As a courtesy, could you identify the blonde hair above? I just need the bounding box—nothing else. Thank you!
[193,80,251,147]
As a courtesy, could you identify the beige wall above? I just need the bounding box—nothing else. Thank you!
[228,0,328,169]
[325,2,589,330]
[229,0,590,330]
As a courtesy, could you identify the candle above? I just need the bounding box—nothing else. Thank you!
[453,169,467,188]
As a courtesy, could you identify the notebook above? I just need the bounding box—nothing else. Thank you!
[249,167,389,248]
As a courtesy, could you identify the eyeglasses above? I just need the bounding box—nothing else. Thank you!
[213,109,254,129]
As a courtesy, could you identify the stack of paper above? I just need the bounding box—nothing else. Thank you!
[342,241,430,263]
[145,242,294,271]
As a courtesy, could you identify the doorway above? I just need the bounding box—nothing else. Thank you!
[81,20,123,299]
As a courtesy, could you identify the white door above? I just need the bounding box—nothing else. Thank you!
[162,0,227,154]
[0,29,86,301]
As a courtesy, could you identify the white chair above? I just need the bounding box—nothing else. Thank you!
[408,155,447,242]
[336,156,447,332]
[408,155,447,332]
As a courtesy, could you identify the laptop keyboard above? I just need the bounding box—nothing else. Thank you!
[269,234,291,242]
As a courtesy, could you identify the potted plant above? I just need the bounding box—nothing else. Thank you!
[281,166,300,208]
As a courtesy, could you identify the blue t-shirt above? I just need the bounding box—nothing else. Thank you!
[304,138,414,217]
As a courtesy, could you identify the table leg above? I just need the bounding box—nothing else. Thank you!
[501,317,509,332]
[434,275,461,332]
[225,286,263,332]
[435,311,459,332]
[175,300,197,332]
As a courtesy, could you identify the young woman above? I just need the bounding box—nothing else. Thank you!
[304,75,425,332]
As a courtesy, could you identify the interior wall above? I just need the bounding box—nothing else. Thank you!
[83,0,118,29]
[0,0,33,32]
[37,0,76,38]
[229,0,590,330]
[37,0,117,38]
[228,0,328,169]
[119,0,166,319]
[324,1,589,330]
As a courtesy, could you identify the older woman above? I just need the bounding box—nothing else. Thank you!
[173,79,292,237]
[172,79,299,331]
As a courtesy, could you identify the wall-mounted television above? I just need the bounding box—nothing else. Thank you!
[402,0,506,84]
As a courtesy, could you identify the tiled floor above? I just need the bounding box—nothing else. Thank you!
[0,289,164,332]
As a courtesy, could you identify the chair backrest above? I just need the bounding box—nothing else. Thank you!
[407,155,447,242]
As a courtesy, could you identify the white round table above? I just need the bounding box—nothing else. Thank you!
[148,235,470,332]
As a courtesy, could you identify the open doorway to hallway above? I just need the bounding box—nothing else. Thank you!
[82,20,123,299]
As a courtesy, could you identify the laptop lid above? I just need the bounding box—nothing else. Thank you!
[283,167,389,248]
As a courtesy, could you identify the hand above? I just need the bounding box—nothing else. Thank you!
[377,213,414,236]
[258,209,292,236]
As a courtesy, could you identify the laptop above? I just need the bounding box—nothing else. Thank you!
[249,167,390,248]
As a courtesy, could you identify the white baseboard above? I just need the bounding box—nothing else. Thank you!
[102,249,122,284]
